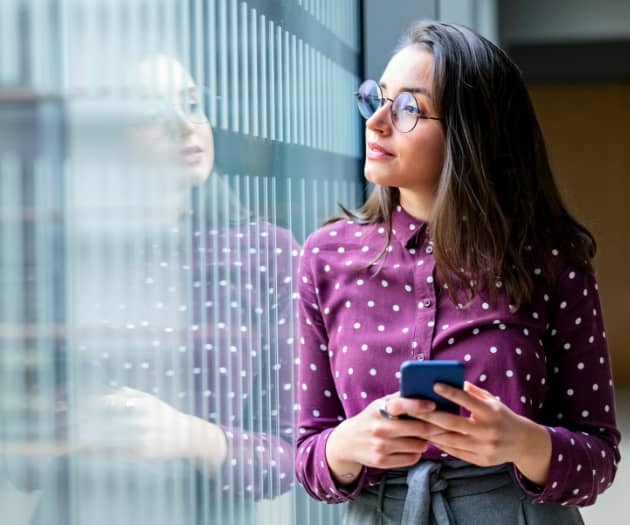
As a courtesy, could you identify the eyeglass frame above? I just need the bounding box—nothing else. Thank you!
[131,86,218,130]
[353,79,442,133]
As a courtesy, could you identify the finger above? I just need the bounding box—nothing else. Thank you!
[433,382,489,414]
[385,437,428,455]
[431,443,479,464]
[386,419,447,440]
[463,381,494,401]
[412,410,474,435]
[387,397,435,418]
[383,453,424,469]
[427,430,479,453]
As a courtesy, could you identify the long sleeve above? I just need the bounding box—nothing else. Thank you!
[294,240,368,503]
[515,265,621,505]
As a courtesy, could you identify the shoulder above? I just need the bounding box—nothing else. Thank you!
[535,244,598,308]
[302,218,378,255]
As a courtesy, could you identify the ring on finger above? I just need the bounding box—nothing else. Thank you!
[379,397,399,420]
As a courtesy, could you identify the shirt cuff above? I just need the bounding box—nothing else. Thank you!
[513,426,571,503]
[317,427,368,502]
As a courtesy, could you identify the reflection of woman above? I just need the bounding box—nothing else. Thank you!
[27,56,298,524]
[295,21,620,524]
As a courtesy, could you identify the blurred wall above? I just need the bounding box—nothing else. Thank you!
[500,0,630,43]
[362,0,498,82]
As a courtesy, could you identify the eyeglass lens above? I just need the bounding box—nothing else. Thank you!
[355,79,419,133]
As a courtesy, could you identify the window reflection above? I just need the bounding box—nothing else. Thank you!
[0,1,362,524]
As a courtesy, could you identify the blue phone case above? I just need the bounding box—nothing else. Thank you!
[399,360,465,414]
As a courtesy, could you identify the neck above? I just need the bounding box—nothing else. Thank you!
[398,187,435,222]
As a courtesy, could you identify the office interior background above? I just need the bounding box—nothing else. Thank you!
[1,0,628,523]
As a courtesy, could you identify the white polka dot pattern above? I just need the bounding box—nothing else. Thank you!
[295,206,620,505]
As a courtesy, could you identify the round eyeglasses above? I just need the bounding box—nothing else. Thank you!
[354,79,441,133]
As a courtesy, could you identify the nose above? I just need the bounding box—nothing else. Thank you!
[365,98,392,134]
[173,108,195,136]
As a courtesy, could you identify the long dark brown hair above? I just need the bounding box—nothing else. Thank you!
[335,20,595,310]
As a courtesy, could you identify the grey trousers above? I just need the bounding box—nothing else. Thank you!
[343,461,584,525]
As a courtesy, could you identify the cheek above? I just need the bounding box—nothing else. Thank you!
[201,126,215,169]
[407,131,445,176]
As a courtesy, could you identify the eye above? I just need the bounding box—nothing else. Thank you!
[401,104,420,116]
[393,92,420,118]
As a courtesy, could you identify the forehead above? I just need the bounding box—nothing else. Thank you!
[137,55,196,96]
[380,46,434,92]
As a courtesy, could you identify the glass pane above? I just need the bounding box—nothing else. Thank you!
[1,1,362,524]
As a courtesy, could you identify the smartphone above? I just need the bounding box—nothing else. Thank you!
[399,360,465,414]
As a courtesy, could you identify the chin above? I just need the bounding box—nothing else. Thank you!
[185,163,211,186]
[364,166,397,187]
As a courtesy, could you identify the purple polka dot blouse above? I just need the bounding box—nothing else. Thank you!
[295,205,620,506]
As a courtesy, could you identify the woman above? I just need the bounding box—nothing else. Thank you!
[295,21,620,524]
[21,55,298,525]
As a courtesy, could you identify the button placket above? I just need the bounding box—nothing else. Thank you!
[411,241,437,362]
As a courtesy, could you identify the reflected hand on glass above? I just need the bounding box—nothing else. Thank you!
[76,387,227,468]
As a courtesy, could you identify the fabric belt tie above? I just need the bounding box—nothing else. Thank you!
[376,460,513,525]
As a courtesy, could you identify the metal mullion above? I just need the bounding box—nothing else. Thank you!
[259,14,268,139]
[325,57,331,153]
[229,0,239,133]
[316,50,323,150]
[241,176,257,515]
[268,176,282,502]
[298,38,305,146]
[218,0,229,130]
[305,43,311,148]
[291,34,298,145]
[193,175,210,525]
[208,175,224,524]
[275,25,284,142]
[231,175,250,514]
[240,2,250,135]
[283,29,291,144]
[268,19,275,141]
[250,177,266,503]
[207,0,218,127]
[251,8,259,137]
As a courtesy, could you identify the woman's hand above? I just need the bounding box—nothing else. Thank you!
[77,387,227,468]
[414,381,552,486]
[325,393,443,485]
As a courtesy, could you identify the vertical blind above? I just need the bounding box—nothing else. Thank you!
[0,1,363,524]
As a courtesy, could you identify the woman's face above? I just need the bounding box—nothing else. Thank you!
[364,46,445,198]
[134,56,214,186]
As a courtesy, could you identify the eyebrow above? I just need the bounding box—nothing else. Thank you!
[379,82,432,98]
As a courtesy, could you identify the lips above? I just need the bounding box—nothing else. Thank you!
[367,141,394,160]
[181,145,205,165]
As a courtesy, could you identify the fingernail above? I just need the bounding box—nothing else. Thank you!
[434,383,446,394]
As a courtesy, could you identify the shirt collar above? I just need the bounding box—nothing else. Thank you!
[390,205,428,248]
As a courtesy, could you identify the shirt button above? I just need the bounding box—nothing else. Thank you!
[425,245,433,254]
[416,354,425,361]
[423,299,432,308]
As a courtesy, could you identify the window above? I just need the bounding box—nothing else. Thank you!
[0,1,363,524]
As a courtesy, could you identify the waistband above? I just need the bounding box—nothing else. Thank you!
[375,460,513,525]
